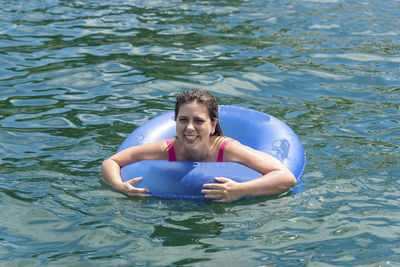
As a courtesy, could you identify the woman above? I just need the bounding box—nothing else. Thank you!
[102,89,296,202]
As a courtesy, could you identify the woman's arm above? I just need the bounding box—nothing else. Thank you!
[102,140,168,196]
[202,141,296,202]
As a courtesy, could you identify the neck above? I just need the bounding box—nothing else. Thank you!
[186,149,207,161]
[176,137,216,162]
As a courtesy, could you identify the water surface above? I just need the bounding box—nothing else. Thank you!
[1,0,399,266]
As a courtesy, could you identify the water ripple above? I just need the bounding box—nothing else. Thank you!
[1,0,400,265]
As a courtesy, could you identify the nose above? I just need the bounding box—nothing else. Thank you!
[186,120,195,131]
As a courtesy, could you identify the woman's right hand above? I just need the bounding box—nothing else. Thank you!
[116,177,150,197]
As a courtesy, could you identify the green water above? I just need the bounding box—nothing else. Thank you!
[1,0,399,266]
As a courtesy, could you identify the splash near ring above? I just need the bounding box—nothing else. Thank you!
[118,105,306,199]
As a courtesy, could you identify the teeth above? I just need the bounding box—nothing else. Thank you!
[185,135,197,140]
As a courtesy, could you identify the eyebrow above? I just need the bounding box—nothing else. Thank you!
[178,115,206,120]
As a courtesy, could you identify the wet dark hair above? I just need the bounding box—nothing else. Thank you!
[175,89,223,136]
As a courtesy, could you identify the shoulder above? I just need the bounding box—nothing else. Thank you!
[115,139,170,162]
[214,136,238,146]
[218,136,239,147]
[221,138,248,158]
[143,139,171,158]
[222,140,285,174]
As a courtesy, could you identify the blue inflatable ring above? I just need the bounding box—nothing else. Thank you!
[118,105,306,200]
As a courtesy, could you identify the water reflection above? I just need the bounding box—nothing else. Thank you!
[1,0,399,265]
[151,215,224,247]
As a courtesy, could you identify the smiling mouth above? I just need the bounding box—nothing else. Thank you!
[185,135,198,142]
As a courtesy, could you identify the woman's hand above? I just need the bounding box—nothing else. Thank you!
[202,177,244,202]
[116,177,150,197]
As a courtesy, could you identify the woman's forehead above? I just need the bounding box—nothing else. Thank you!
[177,102,209,117]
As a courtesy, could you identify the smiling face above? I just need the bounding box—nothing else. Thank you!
[175,101,217,150]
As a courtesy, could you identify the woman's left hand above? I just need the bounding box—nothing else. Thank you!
[202,177,244,202]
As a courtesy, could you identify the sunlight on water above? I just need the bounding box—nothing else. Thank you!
[0,0,399,265]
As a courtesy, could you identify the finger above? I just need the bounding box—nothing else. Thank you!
[203,177,231,188]
[135,186,150,193]
[201,189,218,196]
[204,194,222,200]
[203,183,225,189]
[205,193,225,202]
[127,192,151,197]
[136,192,151,197]
[202,188,224,194]
[202,190,224,200]
[127,177,143,185]
[126,177,150,193]
[214,177,231,183]
[126,186,151,196]
[123,179,150,196]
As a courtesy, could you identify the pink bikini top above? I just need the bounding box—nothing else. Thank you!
[165,137,235,162]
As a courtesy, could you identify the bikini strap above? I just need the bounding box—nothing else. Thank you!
[165,138,176,161]
[217,138,235,162]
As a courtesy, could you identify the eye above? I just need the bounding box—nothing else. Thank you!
[178,117,188,122]
[194,118,205,124]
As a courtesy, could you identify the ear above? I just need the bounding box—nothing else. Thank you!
[211,119,218,134]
